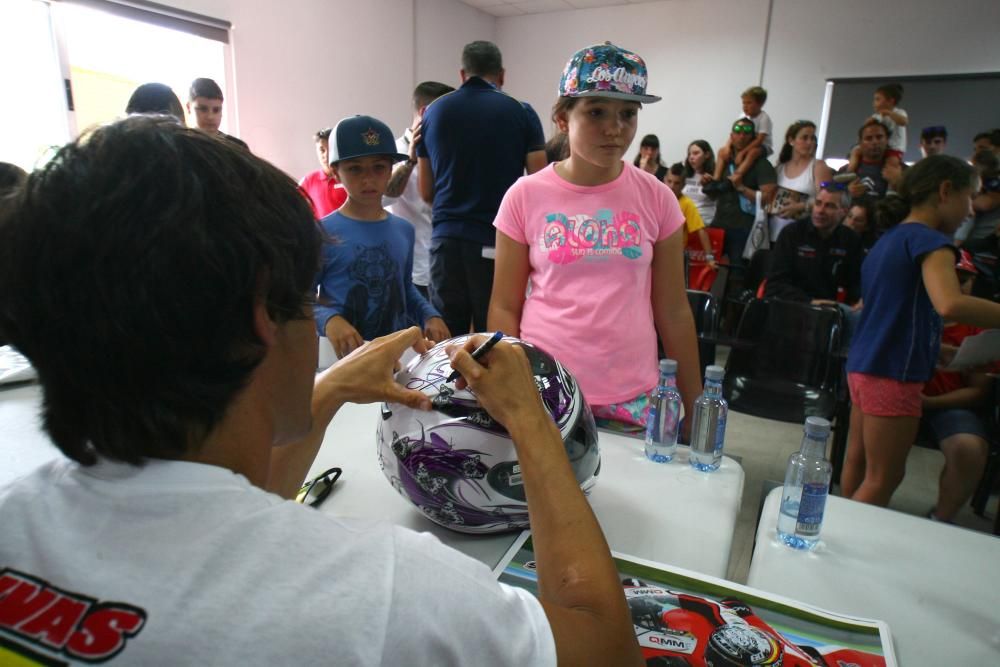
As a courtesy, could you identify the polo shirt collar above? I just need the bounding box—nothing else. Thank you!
[461,76,498,91]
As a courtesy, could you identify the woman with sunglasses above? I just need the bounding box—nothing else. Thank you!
[768,120,833,241]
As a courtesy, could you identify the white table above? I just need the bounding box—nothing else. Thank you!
[309,400,745,577]
[748,487,1000,665]
[1,382,745,578]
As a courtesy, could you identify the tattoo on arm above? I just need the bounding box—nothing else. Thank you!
[385,162,414,198]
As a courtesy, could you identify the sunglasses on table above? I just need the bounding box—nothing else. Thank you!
[297,467,342,508]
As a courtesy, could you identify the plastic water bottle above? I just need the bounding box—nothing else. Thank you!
[645,359,681,463]
[777,417,833,550]
[689,365,728,472]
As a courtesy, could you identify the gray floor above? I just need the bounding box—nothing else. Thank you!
[719,345,998,583]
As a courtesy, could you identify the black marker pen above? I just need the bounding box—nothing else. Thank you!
[446,331,504,382]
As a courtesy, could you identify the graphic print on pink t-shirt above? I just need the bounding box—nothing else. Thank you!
[543,209,644,264]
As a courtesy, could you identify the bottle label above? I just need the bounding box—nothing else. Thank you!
[796,482,827,536]
[645,405,659,441]
[713,415,726,455]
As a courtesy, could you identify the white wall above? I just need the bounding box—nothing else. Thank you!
[764,0,1000,156]
[497,0,1000,165]
[415,0,495,86]
[497,0,769,167]
[159,0,998,177]
[165,0,494,179]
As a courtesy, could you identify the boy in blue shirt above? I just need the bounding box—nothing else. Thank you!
[316,115,449,357]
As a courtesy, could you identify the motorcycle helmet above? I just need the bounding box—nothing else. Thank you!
[377,334,600,533]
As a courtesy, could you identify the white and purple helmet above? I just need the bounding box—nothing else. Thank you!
[377,335,600,533]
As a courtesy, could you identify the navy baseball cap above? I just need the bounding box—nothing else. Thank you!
[329,115,408,164]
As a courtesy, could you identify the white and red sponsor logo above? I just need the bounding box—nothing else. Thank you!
[0,569,146,663]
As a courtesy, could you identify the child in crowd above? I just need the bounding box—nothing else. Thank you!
[921,250,996,523]
[682,140,716,226]
[489,42,701,433]
[665,162,718,271]
[713,86,772,185]
[315,115,449,358]
[920,125,948,158]
[847,83,907,174]
[842,155,1000,508]
[633,134,668,181]
[299,128,348,219]
[186,77,248,150]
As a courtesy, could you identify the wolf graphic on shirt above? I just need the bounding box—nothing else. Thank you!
[344,242,405,340]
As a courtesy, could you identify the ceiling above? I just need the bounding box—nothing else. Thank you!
[457,0,661,18]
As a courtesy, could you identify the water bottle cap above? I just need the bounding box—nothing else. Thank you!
[659,359,678,374]
[804,416,831,436]
[705,365,725,381]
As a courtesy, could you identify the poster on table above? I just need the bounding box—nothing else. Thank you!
[495,532,895,667]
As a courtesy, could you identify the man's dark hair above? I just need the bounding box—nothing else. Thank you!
[125,83,185,122]
[462,41,503,77]
[413,81,455,110]
[668,162,685,177]
[0,162,27,194]
[315,127,332,143]
[858,117,890,141]
[973,129,1000,146]
[875,83,903,104]
[0,117,320,466]
[921,125,948,141]
[189,77,224,102]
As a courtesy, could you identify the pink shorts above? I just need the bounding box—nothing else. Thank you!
[847,372,923,417]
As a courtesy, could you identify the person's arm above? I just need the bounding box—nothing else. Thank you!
[884,108,908,126]
[814,159,834,187]
[418,157,434,205]
[696,228,718,269]
[525,150,547,175]
[651,232,702,435]
[922,371,992,411]
[487,230,531,338]
[972,191,1000,213]
[385,161,416,198]
[846,146,862,175]
[923,247,1000,327]
[266,327,432,498]
[446,338,642,666]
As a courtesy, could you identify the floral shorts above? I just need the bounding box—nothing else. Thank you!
[591,390,655,432]
[848,372,923,418]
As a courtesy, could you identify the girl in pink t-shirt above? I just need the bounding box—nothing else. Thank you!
[489,42,702,432]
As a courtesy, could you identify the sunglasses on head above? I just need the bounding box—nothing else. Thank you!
[732,124,755,134]
[819,180,848,191]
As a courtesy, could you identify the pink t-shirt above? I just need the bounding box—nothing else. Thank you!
[494,163,684,405]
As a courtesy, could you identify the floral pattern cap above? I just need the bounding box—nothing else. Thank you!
[558,41,661,103]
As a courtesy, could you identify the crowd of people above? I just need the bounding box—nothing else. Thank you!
[1,35,999,664]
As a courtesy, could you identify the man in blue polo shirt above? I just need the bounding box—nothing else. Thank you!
[417,40,546,336]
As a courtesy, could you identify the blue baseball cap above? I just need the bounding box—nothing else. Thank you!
[329,115,408,164]
[559,42,660,104]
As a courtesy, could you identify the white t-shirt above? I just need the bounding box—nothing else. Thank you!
[384,131,433,287]
[0,458,556,665]
[872,107,908,153]
[750,110,773,155]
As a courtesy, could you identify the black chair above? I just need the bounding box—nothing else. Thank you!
[686,289,719,379]
[723,298,845,425]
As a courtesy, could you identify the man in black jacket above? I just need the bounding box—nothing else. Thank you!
[765,184,863,306]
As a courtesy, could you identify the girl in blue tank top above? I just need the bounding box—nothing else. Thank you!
[843,156,1000,508]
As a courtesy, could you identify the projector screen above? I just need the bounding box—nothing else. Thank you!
[819,73,1000,163]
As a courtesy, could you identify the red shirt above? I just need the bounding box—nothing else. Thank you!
[299,170,347,219]
[923,323,982,397]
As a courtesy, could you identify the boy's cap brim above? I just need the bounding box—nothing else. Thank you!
[331,152,410,164]
[564,90,661,104]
